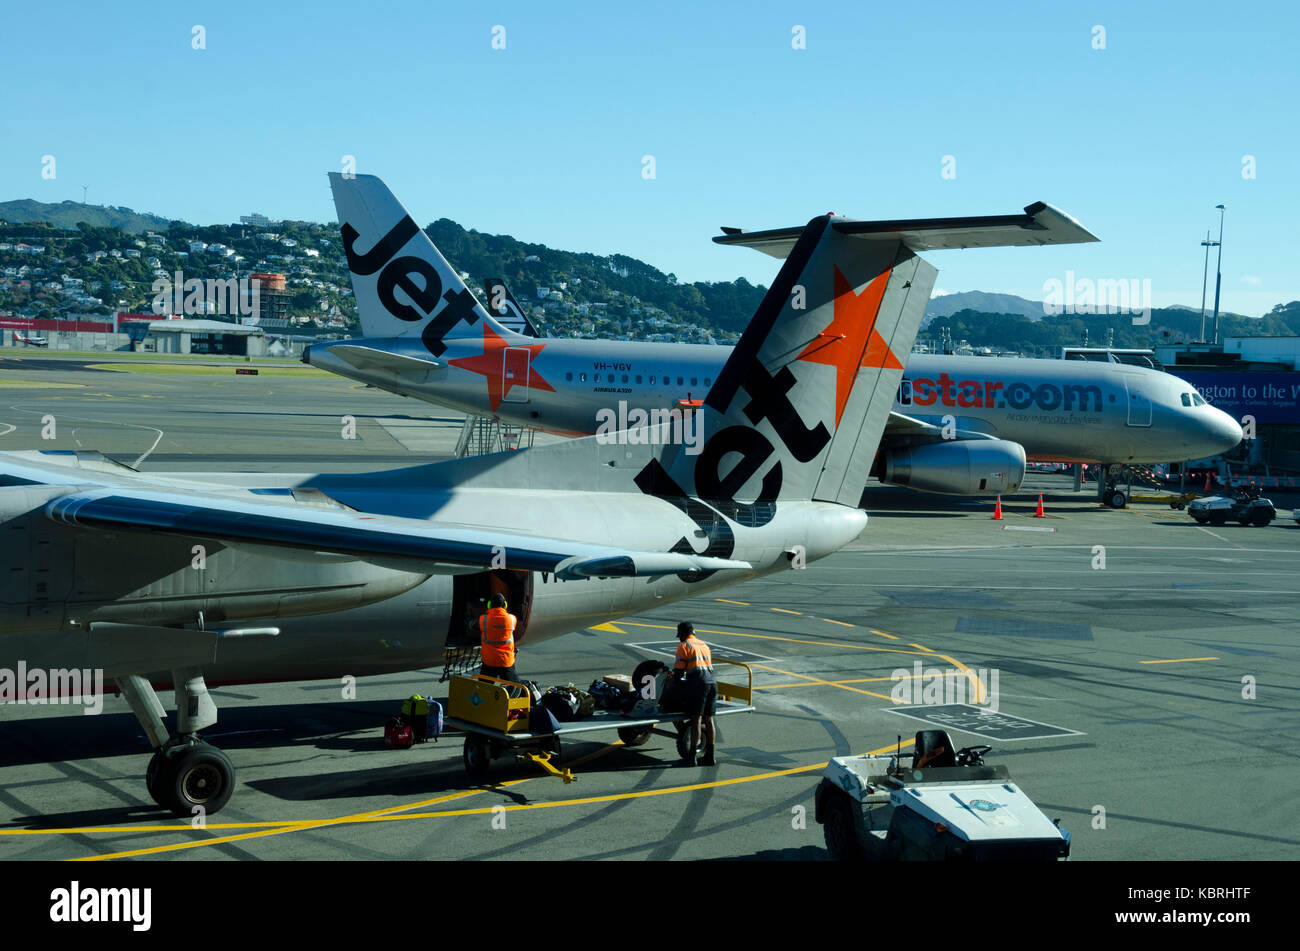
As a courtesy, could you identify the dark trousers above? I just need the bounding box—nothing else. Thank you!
[479,664,519,690]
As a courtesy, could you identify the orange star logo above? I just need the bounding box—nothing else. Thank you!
[796,266,900,425]
[448,322,555,412]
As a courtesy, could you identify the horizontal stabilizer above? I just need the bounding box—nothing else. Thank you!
[715,202,1098,258]
[320,343,443,374]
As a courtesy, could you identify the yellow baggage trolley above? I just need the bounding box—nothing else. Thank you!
[445,661,755,783]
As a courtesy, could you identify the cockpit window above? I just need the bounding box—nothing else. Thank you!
[1192,392,1207,406]
[1181,393,1192,407]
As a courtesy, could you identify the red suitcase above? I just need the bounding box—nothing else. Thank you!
[384,719,414,749]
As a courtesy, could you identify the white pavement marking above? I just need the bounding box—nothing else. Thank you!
[130,427,165,468]
[0,422,15,436]
[1194,525,1245,549]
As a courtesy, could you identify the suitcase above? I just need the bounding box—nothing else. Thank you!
[385,718,414,749]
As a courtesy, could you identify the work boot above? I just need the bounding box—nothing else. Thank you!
[683,754,697,767]
[700,746,716,767]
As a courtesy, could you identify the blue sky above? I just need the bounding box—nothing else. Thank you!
[3,1,1297,315]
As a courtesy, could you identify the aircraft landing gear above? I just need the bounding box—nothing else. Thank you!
[146,741,235,815]
[117,668,235,818]
[1098,464,1129,508]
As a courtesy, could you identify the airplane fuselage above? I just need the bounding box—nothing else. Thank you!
[309,336,1243,466]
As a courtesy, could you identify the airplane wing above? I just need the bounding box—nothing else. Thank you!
[883,411,999,445]
[44,488,751,578]
[715,202,1098,258]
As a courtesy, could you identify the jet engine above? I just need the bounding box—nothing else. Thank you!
[881,439,1026,496]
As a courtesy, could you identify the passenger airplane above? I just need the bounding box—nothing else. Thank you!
[307,197,1242,504]
[0,173,1093,817]
[12,331,48,348]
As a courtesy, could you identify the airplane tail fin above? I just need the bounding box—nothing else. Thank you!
[328,173,527,355]
[484,278,543,337]
[640,217,934,509]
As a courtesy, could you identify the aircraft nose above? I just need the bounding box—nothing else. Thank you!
[1205,407,1243,452]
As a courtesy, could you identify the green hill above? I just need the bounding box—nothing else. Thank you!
[0,199,179,234]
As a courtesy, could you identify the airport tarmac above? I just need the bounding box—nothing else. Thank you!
[1,356,1298,861]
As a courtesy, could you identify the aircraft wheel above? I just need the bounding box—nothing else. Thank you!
[822,793,863,861]
[617,726,654,747]
[1191,512,1208,524]
[145,750,171,810]
[463,734,492,782]
[631,660,666,702]
[1108,490,1127,509]
[1208,511,1228,526]
[159,744,235,818]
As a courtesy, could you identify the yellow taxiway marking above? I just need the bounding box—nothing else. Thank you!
[869,629,899,640]
[1139,657,1220,665]
[589,622,625,634]
[823,619,854,628]
[754,670,969,692]
[35,740,914,858]
[752,663,897,701]
[715,598,749,606]
[616,620,984,701]
[771,608,802,615]
[69,783,522,861]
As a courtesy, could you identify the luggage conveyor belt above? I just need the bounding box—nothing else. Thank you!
[443,661,755,782]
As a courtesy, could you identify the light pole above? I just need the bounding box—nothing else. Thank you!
[1210,204,1225,344]
[1199,230,1217,343]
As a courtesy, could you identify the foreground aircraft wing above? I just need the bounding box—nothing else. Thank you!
[715,202,1098,258]
[44,488,751,578]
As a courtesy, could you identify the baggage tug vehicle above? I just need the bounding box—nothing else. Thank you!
[815,730,1070,861]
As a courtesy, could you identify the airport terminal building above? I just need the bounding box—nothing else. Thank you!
[1155,336,1300,473]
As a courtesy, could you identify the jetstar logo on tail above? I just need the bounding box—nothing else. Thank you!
[341,215,479,357]
[796,267,899,425]
[449,322,556,411]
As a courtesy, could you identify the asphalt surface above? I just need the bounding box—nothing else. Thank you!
[1,358,1298,861]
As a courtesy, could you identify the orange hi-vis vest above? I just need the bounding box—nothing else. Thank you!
[479,608,517,667]
[674,635,713,675]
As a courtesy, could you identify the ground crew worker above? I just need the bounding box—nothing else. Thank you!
[672,621,717,766]
[478,593,519,686]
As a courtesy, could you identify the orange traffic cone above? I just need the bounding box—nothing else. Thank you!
[1034,493,1045,518]
[1204,472,1211,492]
[992,495,1003,520]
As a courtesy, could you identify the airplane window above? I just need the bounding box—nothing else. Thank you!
[677,376,684,386]
[579,373,586,383]
[1181,393,1191,407]
[649,375,656,384]
[704,377,712,386]
[635,375,642,384]
[691,377,698,386]
[566,372,573,382]
[622,374,629,383]
[608,374,615,383]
